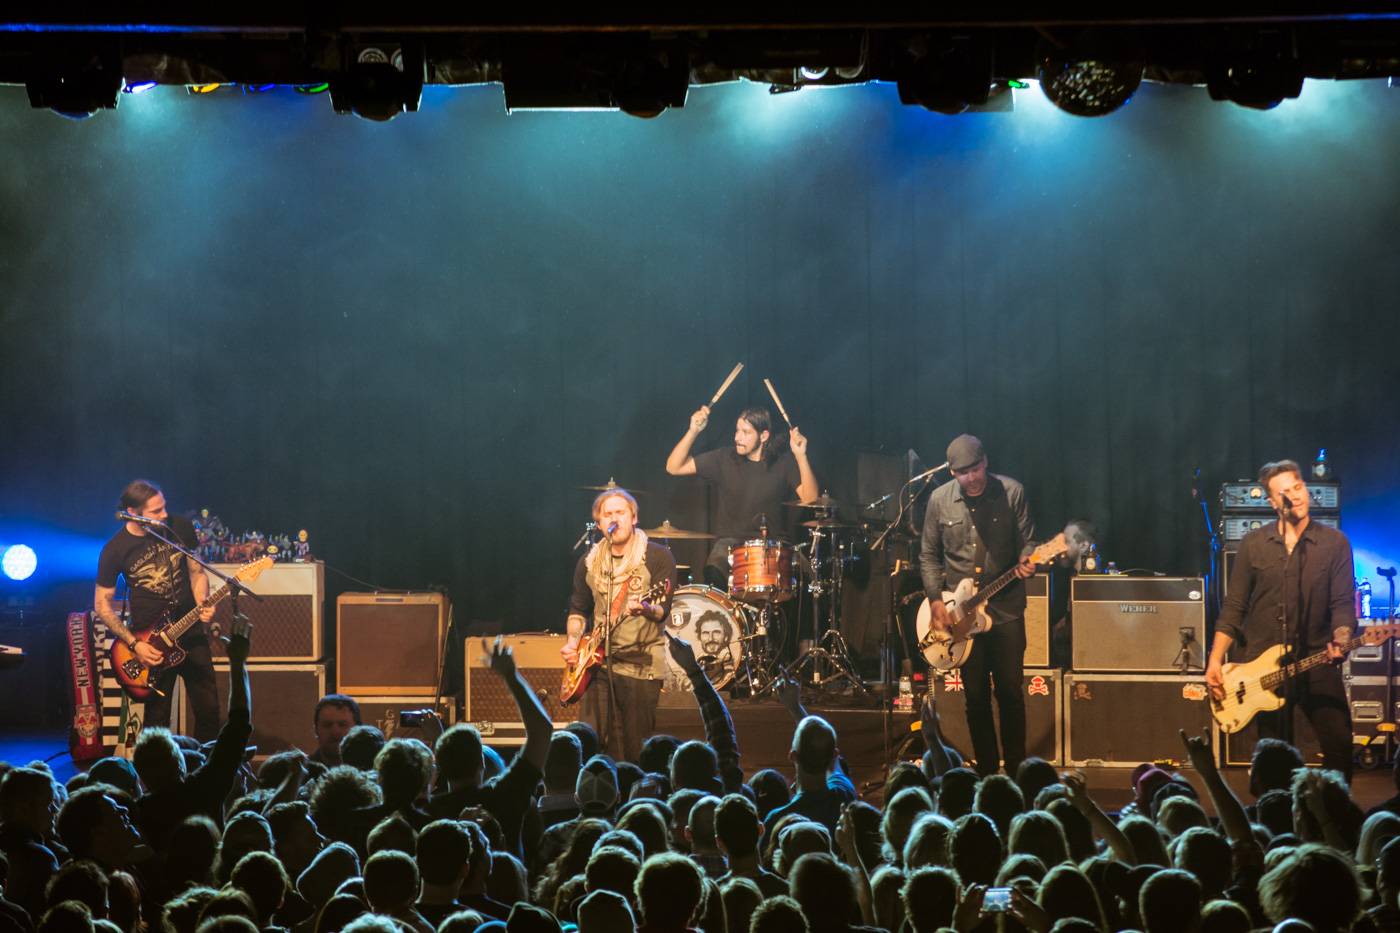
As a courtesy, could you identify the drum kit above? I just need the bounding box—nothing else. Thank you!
[612,495,870,699]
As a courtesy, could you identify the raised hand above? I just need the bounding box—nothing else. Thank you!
[666,631,703,677]
[789,426,808,456]
[484,636,517,680]
[1178,728,1216,773]
[690,406,710,433]
[222,614,253,663]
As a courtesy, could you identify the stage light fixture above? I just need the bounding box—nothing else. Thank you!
[296,83,330,94]
[502,44,688,117]
[329,42,424,121]
[124,81,157,94]
[800,66,829,81]
[1,545,36,582]
[895,36,994,115]
[187,83,222,94]
[1206,60,1304,110]
[26,57,123,119]
[244,83,276,93]
[1035,30,1144,117]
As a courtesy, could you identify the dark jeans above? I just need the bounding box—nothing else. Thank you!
[1256,662,1353,780]
[143,635,221,742]
[961,619,1026,776]
[580,669,662,763]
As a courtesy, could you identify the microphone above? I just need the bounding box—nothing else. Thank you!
[571,522,597,552]
[864,492,896,511]
[910,461,951,484]
[117,511,169,529]
[606,522,619,536]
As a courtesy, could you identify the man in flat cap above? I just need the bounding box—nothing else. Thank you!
[919,434,1036,776]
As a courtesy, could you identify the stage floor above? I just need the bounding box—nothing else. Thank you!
[5,701,1394,813]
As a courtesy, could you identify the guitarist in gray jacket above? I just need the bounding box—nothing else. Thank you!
[920,434,1037,777]
[1209,458,1357,779]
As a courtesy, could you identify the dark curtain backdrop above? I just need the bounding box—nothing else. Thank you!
[2,79,1398,641]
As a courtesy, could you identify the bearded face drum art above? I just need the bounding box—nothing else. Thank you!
[663,585,746,692]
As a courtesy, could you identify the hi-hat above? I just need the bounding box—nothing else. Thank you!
[784,493,842,510]
[643,520,716,540]
[577,477,648,494]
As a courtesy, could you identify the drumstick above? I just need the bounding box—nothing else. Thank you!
[708,362,745,408]
[763,378,794,428]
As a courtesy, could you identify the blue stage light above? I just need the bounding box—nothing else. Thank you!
[1,545,37,581]
[124,81,158,94]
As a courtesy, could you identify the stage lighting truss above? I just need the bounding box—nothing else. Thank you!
[1036,30,1145,117]
[1,545,36,582]
[1205,32,1305,110]
[895,34,995,114]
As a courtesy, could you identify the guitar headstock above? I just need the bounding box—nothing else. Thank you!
[236,555,276,583]
[1029,532,1070,567]
[1360,623,1400,646]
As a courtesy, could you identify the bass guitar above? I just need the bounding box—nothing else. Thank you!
[561,578,670,705]
[915,534,1069,671]
[1211,623,1400,733]
[109,556,273,700]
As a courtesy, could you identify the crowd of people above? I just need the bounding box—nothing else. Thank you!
[5,621,1400,933]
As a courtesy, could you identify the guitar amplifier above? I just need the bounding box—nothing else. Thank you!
[929,668,1062,766]
[1065,673,1215,768]
[337,592,447,696]
[1025,574,1050,668]
[464,633,573,746]
[176,662,326,760]
[1071,577,1206,672]
[207,561,324,661]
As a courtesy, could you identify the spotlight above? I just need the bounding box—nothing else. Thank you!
[329,42,424,121]
[1,545,36,582]
[800,66,829,81]
[1036,30,1144,117]
[295,83,330,94]
[895,35,994,115]
[123,81,157,94]
[187,83,222,94]
[26,55,122,119]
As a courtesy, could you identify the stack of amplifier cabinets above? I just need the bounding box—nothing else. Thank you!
[176,560,327,759]
[925,570,1212,771]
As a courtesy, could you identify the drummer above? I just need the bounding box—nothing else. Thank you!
[666,404,819,588]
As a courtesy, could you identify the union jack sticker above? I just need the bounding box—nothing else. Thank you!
[943,670,964,692]
[1027,675,1050,697]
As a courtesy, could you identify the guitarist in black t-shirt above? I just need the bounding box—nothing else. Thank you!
[94,479,220,739]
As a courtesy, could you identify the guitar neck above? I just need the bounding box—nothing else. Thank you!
[965,565,1024,611]
[1263,634,1370,689]
[162,579,235,641]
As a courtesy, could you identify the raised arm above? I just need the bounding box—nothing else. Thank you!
[667,633,742,792]
[487,636,554,773]
[1063,770,1138,864]
[788,428,818,504]
[666,407,709,476]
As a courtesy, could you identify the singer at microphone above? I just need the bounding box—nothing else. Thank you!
[117,510,170,529]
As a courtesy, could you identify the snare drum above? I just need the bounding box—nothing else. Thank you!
[664,585,746,690]
[728,539,797,603]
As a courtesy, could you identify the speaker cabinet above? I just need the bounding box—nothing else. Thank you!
[1025,574,1049,668]
[1065,673,1214,767]
[929,668,1062,766]
[463,633,572,746]
[207,561,324,661]
[1071,577,1206,672]
[337,592,447,695]
[176,663,326,759]
[1219,674,1390,768]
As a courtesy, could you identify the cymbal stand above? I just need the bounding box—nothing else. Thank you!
[740,600,784,699]
[785,517,867,693]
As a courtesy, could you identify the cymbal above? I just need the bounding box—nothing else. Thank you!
[643,520,716,541]
[784,494,842,510]
[577,477,647,494]
[800,519,859,529]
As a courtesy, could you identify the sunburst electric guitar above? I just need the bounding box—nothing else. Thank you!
[1211,623,1400,733]
[561,578,671,705]
[915,534,1069,672]
[109,556,273,700]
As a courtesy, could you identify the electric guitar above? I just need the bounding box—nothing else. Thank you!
[915,534,1069,671]
[560,578,671,705]
[1211,623,1400,733]
[109,556,273,700]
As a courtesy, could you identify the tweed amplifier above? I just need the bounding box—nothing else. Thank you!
[1070,577,1206,672]
[207,561,324,661]
[337,592,447,695]
[464,633,572,746]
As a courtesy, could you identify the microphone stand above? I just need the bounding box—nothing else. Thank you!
[1190,467,1221,627]
[867,464,949,775]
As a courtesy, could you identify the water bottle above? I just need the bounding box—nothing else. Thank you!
[1359,578,1373,619]
[897,674,914,711]
[1313,448,1331,481]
